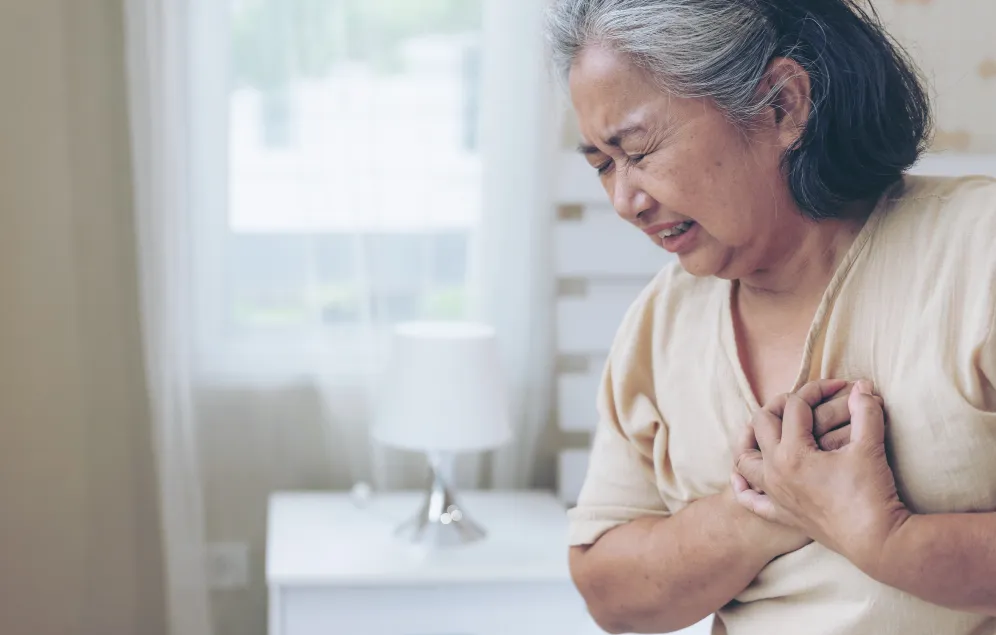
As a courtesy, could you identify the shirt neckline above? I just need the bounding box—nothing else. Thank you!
[719,199,888,411]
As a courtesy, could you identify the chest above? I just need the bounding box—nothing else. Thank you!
[652,315,996,515]
[733,319,812,406]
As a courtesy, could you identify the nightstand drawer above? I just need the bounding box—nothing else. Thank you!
[276,582,599,635]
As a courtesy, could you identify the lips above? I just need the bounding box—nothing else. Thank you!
[645,220,700,254]
[644,220,694,237]
[658,221,694,238]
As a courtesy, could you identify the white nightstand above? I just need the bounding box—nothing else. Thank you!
[266,490,603,635]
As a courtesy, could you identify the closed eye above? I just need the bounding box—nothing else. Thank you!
[628,153,646,165]
[596,159,614,176]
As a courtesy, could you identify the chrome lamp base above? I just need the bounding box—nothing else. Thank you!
[395,453,485,547]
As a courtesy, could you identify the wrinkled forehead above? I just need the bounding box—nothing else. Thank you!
[568,46,676,147]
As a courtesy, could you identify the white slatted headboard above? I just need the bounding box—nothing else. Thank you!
[553,150,676,504]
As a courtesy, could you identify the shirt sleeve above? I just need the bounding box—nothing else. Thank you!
[966,179,996,407]
[981,308,996,407]
[567,353,669,546]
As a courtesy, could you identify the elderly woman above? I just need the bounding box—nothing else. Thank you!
[545,1,996,634]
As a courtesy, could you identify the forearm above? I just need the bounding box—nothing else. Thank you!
[867,513,996,616]
[571,491,789,634]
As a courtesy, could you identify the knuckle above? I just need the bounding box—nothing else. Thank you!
[734,453,748,472]
[816,402,848,432]
[775,446,805,472]
[734,452,755,475]
[819,429,849,451]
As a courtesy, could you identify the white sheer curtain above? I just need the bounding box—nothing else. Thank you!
[124,1,553,631]
[123,2,213,635]
[476,0,555,488]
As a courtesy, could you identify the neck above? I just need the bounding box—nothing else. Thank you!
[738,211,869,308]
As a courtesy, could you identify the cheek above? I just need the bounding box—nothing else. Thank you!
[642,134,779,248]
[693,151,783,247]
[675,168,753,245]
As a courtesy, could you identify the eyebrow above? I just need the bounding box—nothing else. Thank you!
[576,124,647,155]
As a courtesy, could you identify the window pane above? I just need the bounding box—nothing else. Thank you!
[227,234,314,328]
[227,0,482,331]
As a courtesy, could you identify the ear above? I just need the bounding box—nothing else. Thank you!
[757,57,812,150]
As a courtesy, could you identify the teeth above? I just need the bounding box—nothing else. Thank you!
[659,221,692,238]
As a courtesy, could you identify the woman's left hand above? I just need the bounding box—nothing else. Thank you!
[732,380,912,571]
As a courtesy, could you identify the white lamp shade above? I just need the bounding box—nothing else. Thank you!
[373,322,513,453]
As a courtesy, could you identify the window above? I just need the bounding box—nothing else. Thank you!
[197,0,485,377]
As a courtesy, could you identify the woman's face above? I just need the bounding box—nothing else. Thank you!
[569,46,806,280]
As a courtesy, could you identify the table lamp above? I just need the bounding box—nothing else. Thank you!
[373,321,512,547]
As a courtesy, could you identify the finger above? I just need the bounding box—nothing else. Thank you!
[733,486,780,522]
[731,471,750,495]
[814,394,883,439]
[781,393,818,449]
[830,381,856,400]
[735,449,766,492]
[829,382,883,407]
[849,380,886,446]
[813,394,851,438]
[817,424,851,452]
[763,379,846,419]
[734,421,759,457]
[792,378,849,410]
[752,408,782,455]
[763,392,790,418]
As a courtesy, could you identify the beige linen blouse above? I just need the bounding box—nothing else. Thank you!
[570,175,996,635]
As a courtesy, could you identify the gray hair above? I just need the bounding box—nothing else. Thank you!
[546,0,781,124]
[544,0,932,220]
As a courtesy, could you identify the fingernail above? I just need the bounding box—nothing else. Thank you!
[857,379,875,395]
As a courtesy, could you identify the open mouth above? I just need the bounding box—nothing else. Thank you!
[658,221,694,239]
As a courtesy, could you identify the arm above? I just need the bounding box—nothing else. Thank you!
[575,365,852,632]
[571,488,806,634]
[866,512,996,616]
[867,318,996,614]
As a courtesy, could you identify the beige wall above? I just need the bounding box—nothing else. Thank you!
[877,0,996,152]
[0,2,165,635]
[198,385,345,635]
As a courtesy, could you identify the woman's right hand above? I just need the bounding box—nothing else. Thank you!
[731,380,884,558]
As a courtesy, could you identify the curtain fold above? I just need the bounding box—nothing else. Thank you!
[122,1,213,634]
[476,0,556,488]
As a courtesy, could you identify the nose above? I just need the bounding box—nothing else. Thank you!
[610,169,653,224]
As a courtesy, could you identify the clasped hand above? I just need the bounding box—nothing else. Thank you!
[731,379,911,570]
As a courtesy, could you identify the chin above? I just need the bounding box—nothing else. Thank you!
[676,254,722,279]
[678,245,744,280]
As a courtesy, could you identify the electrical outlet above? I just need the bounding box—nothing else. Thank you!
[205,542,250,590]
